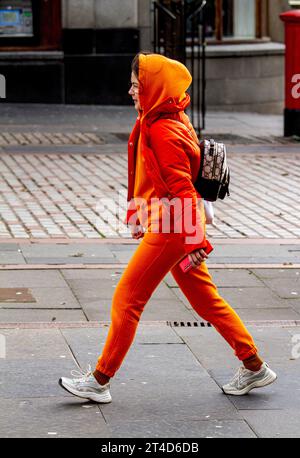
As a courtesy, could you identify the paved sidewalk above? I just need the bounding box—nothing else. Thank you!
[0,239,299,438]
[0,105,300,438]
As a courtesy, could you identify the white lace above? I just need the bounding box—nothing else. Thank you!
[230,366,246,388]
[70,364,93,382]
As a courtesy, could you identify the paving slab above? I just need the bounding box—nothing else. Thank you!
[107,418,256,438]
[207,257,300,264]
[205,269,264,288]
[68,282,117,301]
[0,321,299,438]
[0,309,87,322]
[0,287,81,309]
[20,244,114,258]
[25,257,116,264]
[111,250,136,263]
[174,326,297,371]
[239,409,300,438]
[67,278,176,301]
[0,252,26,264]
[171,285,289,312]
[257,278,300,299]
[61,325,181,354]
[163,272,178,287]
[60,268,123,280]
[173,326,300,414]
[0,359,76,398]
[0,328,73,360]
[217,286,292,308]
[210,244,298,258]
[251,268,300,280]
[107,244,138,251]
[229,307,300,321]
[81,298,196,322]
[0,397,109,438]
[66,338,245,426]
[0,244,21,251]
[0,270,67,288]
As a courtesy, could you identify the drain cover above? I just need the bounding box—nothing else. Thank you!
[167,321,212,327]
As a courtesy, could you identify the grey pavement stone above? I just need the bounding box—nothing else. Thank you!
[20,244,114,258]
[0,252,26,264]
[0,328,73,360]
[81,298,196,322]
[207,269,265,287]
[217,287,292,308]
[170,289,194,310]
[1,321,299,437]
[111,250,135,263]
[0,359,76,398]
[0,287,81,309]
[69,278,176,301]
[207,257,300,264]
[61,325,181,356]
[0,398,110,438]
[163,272,178,288]
[211,244,299,259]
[80,300,112,321]
[251,268,300,280]
[171,285,289,312]
[174,326,297,371]
[257,278,300,299]
[0,104,137,131]
[107,244,138,251]
[0,309,87,322]
[230,307,300,321]
[25,257,116,265]
[239,410,300,438]
[108,419,256,438]
[0,244,21,251]
[81,342,244,426]
[172,325,300,412]
[68,281,117,300]
[0,270,68,288]
[60,268,124,280]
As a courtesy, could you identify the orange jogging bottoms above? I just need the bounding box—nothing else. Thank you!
[96,232,258,378]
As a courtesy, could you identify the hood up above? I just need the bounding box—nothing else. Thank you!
[138,54,192,121]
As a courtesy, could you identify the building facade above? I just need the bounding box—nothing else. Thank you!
[0,0,293,112]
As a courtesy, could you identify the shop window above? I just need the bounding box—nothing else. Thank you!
[187,0,266,43]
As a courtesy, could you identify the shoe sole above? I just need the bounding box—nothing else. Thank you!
[58,378,112,403]
[222,370,277,396]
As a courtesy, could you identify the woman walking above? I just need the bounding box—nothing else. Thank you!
[59,52,277,403]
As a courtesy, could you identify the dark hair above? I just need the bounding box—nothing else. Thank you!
[131,51,153,78]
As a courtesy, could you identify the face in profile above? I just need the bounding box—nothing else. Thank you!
[128,72,141,111]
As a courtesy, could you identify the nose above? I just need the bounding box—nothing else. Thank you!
[128,85,134,96]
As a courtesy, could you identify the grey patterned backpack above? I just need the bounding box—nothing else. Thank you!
[194,139,230,202]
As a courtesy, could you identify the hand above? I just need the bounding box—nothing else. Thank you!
[188,248,208,267]
[131,224,145,239]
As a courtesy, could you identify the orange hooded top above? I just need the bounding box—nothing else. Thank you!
[126,53,207,254]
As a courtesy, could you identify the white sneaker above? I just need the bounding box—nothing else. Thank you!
[59,364,112,403]
[222,362,277,396]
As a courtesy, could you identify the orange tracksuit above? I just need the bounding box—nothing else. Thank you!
[96,54,258,377]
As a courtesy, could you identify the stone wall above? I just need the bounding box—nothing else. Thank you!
[62,0,151,48]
